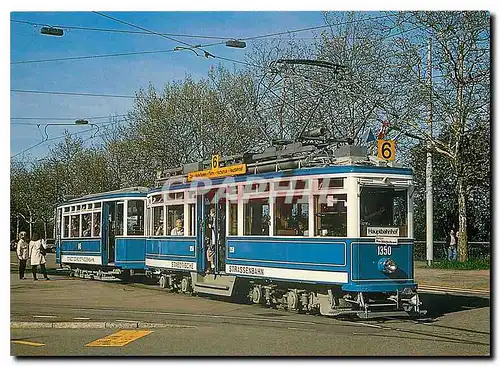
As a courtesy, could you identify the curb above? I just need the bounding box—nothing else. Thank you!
[10,321,196,329]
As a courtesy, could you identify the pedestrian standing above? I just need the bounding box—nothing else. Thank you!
[446,229,458,261]
[29,233,49,280]
[16,231,29,280]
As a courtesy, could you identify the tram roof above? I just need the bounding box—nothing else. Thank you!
[59,186,149,205]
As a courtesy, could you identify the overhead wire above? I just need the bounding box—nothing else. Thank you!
[10,19,231,40]
[11,114,129,125]
[11,13,397,66]
[11,89,135,98]
[10,118,131,160]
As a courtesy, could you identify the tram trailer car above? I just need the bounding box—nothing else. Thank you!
[145,145,424,318]
[55,187,149,280]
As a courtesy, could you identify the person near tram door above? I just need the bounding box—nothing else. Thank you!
[16,231,29,280]
[29,233,49,281]
[205,208,216,274]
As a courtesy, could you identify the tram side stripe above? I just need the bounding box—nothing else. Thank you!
[225,264,348,283]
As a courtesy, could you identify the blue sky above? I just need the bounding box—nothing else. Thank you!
[10,11,330,162]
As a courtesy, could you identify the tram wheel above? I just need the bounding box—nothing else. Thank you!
[159,275,167,289]
[287,291,299,311]
[251,286,263,304]
[180,277,191,293]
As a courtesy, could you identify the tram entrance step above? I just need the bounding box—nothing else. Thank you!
[191,273,236,297]
[357,310,410,319]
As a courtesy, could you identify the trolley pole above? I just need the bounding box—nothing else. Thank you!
[426,38,434,266]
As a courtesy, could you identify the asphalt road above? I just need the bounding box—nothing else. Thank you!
[10,252,491,356]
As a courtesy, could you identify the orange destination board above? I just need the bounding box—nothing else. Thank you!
[187,164,247,182]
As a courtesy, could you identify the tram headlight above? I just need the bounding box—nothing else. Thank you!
[378,258,398,274]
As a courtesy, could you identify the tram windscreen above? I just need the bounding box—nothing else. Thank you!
[360,187,408,237]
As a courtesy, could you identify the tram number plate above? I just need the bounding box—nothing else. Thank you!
[377,245,392,256]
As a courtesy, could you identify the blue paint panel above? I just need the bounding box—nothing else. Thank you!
[350,241,414,281]
[227,237,346,267]
[114,238,146,269]
[56,239,61,264]
[146,238,196,258]
[61,239,101,253]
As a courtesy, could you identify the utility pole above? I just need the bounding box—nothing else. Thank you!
[426,38,434,266]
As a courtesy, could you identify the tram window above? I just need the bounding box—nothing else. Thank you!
[228,201,238,235]
[274,179,309,191]
[152,206,164,236]
[244,198,270,236]
[360,187,408,237]
[243,182,269,195]
[274,196,309,236]
[70,215,80,237]
[168,192,184,200]
[127,200,144,236]
[315,194,347,237]
[151,194,163,204]
[94,202,101,209]
[63,216,69,238]
[81,213,92,237]
[63,207,69,213]
[318,178,344,190]
[116,202,124,236]
[226,186,238,196]
[92,212,101,237]
[166,205,183,236]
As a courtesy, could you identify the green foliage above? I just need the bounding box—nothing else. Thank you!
[409,123,491,242]
[10,133,118,238]
[430,258,490,270]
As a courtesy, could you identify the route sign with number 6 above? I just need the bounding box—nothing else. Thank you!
[377,139,396,161]
[211,154,220,169]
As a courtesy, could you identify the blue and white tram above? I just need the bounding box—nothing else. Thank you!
[145,146,423,318]
[55,187,149,280]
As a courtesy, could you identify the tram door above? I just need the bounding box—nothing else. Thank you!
[102,201,118,264]
[200,189,227,274]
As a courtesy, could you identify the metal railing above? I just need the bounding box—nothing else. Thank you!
[414,240,490,261]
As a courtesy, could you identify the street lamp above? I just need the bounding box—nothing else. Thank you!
[40,27,64,37]
[225,39,246,48]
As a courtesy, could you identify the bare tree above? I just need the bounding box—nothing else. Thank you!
[393,11,490,261]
